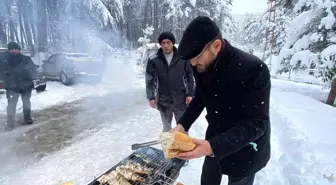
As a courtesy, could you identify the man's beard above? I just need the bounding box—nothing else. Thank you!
[196,53,216,73]
[196,65,208,73]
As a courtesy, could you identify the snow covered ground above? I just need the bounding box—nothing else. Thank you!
[271,78,330,103]
[1,74,335,185]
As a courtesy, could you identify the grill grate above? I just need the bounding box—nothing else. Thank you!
[88,147,186,185]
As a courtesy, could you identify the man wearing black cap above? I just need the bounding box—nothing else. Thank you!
[145,31,195,132]
[170,16,271,185]
[3,42,37,131]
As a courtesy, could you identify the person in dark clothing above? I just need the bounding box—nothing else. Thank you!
[4,42,37,131]
[170,16,271,185]
[145,31,195,132]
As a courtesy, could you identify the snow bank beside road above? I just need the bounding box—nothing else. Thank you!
[259,91,336,185]
[271,78,330,102]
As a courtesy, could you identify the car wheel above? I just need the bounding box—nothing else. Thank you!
[60,71,73,85]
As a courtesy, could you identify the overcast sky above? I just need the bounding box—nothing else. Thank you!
[231,0,268,15]
[230,0,268,22]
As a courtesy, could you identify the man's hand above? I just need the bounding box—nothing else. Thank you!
[176,138,214,160]
[185,96,193,105]
[170,124,185,133]
[149,100,157,108]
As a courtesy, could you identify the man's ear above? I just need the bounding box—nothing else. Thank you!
[210,39,222,54]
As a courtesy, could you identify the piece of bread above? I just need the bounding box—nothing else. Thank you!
[160,131,196,159]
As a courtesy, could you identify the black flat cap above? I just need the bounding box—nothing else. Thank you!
[177,16,221,60]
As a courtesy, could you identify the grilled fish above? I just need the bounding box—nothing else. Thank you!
[116,166,145,182]
[134,154,151,164]
[98,171,132,185]
[123,163,152,174]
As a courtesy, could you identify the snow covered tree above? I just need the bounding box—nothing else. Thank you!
[194,0,235,41]
[240,13,267,51]
[239,0,293,57]
[136,26,155,71]
[277,0,336,82]
[138,26,155,47]
[163,0,194,41]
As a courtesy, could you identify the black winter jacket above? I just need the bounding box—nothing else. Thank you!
[4,54,37,92]
[178,40,271,177]
[145,47,195,102]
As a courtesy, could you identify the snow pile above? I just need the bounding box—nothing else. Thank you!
[271,78,329,102]
[264,91,336,185]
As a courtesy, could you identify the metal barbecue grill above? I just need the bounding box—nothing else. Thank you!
[88,147,186,185]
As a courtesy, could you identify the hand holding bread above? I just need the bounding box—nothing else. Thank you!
[160,131,196,159]
[176,138,214,160]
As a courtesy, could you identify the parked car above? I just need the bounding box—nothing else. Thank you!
[0,48,46,93]
[42,52,106,85]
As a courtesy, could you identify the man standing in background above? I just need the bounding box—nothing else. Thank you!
[3,42,37,131]
[145,31,195,132]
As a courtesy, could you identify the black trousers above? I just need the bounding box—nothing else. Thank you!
[201,156,255,185]
[6,89,32,126]
[159,104,185,132]
[157,94,186,132]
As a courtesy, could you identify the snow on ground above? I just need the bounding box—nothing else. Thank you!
[0,51,143,114]
[271,78,330,102]
[254,91,336,185]
[1,73,335,185]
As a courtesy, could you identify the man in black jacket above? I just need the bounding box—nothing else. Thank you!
[171,16,271,185]
[145,31,195,132]
[4,42,37,131]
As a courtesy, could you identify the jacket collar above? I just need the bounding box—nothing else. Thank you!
[157,46,179,65]
[212,39,232,70]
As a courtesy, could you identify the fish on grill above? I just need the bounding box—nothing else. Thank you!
[122,162,153,175]
[98,171,131,185]
[87,147,186,185]
[116,166,145,182]
[134,154,152,164]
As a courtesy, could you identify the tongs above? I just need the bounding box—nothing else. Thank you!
[131,140,162,150]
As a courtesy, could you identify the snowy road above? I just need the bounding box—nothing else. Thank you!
[0,87,147,178]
